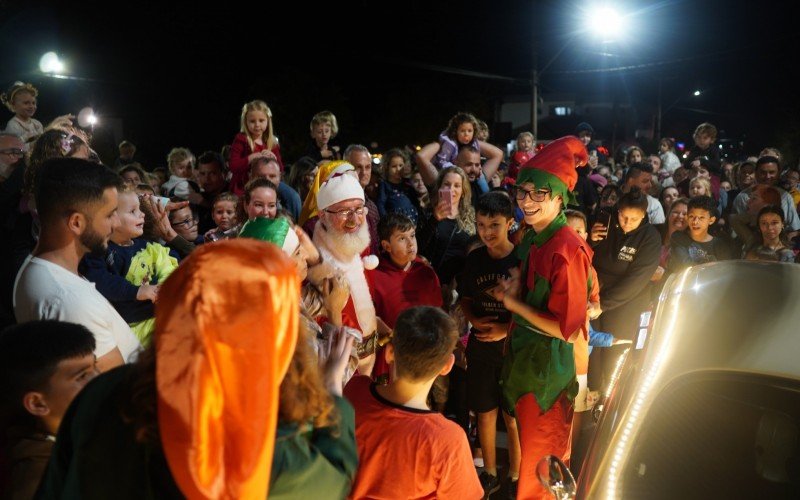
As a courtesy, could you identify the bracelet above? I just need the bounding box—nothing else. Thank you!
[355,333,378,359]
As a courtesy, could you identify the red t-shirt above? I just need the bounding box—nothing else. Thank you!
[366,257,443,329]
[344,376,482,500]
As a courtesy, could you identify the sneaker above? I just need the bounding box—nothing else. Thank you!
[478,471,501,499]
[506,479,518,500]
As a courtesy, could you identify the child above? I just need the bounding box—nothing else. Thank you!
[169,204,204,245]
[306,110,342,163]
[684,122,721,175]
[344,306,483,499]
[457,192,521,497]
[114,140,137,167]
[433,111,481,169]
[161,147,198,200]
[689,176,712,198]
[369,213,442,329]
[0,321,98,499]
[668,195,733,274]
[508,131,536,179]
[1,82,44,147]
[228,100,284,196]
[81,188,179,345]
[204,192,240,242]
[375,148,419,224]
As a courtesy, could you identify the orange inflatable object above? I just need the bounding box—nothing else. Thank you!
[154,239,300,499]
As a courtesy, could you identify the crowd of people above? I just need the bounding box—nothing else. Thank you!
[1,79,799,499]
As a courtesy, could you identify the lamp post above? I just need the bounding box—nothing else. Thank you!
[656,85,701,140]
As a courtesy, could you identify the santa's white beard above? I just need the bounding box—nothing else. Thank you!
[318,220,370,261]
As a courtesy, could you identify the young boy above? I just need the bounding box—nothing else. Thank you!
[367,213,442,383]
[668,195,734,274]
[457,192,521,496]
[306,111,341,162]
[80,188,179,345]
[0,321,98,499]
[344,306,483,499]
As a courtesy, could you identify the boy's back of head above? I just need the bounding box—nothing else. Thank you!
[0,321,96,429]
[392,306,458,382]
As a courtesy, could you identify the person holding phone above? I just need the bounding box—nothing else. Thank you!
[416,166,476,298]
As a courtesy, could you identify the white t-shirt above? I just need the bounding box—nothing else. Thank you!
[647,194,666,224]
[13,255,141,361]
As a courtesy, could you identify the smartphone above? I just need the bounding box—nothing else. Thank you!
[438,186,453,216]
[598,206,613,229]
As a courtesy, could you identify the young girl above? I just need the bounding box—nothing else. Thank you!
[204,192,240,242]
[625,145,645,167]
[432,112,481,169]
[508,131,536,179]
[80,188,179,345]
[745,206,795,262]
[228,100,284,196]
[376,148,419,223]
[161,147,197,199]
[689,176,711,198]
[306,111,341,163]
[2,82,44,148]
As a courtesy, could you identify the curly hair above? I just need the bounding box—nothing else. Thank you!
[444,112,479,143]
[24,128,89,196]
[278,330,339,431]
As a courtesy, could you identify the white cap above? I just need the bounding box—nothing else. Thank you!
[316,173,364,211]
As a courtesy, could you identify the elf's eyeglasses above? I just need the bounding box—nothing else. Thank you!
[514,187,551,202]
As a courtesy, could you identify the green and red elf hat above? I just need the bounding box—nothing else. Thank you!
[516,135,589,208]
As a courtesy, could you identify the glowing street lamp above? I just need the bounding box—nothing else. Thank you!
[39,52,65,75]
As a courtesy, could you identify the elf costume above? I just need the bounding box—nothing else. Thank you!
[500,136,593,499]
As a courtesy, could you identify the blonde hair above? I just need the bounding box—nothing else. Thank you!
[240,100,277,152]
[516,131,534,147]
[690,176,711,196]
[432,166,476,235]
[310,111,339,138]
[166,147,194,174]
[1,82,38,113]
[213,192,239,207]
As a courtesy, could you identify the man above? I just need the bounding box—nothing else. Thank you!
[499,136,594,498]
[192,151,230,233]
[0,133,26,326]
[453,145,503,210]
[249,156,302,221]
[13,158,141,372]
[0,132,24,182]
[345,144,380,255]
[0,321,99,499]
[415,137,503,192]
[310,173,379,374]
[732,155,800,237]
[572,124,601,215]
[622,163,665,224]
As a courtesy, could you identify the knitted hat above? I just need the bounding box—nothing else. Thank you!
[239,216,300,255]
[517,135,589,207]
[156,239,299,499]
[298,161,355,225]
[317,172,364,211]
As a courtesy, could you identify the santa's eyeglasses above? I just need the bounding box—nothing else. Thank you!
[324,206,366,219]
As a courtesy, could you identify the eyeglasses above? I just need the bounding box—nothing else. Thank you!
[172,216,198,228]
[0,148,24,156]
[324,206,365,219]
[514,187,551,202]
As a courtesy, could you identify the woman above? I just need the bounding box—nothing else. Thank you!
[659,185,680,215]
[589,187,661,388]
[653,198,689,283]
[744,205,795,262]
[417,166,475,294]
[286,156,318,205]
[590,183,621,227]
[36,239,357,499]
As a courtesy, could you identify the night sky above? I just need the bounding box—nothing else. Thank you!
[1,0,798,167]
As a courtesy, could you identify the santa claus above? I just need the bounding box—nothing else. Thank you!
[309,172,380,374]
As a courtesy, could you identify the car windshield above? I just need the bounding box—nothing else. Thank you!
[620,373,800,499]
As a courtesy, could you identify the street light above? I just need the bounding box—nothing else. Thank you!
[531,5,625,138]
[39,52,65,75]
